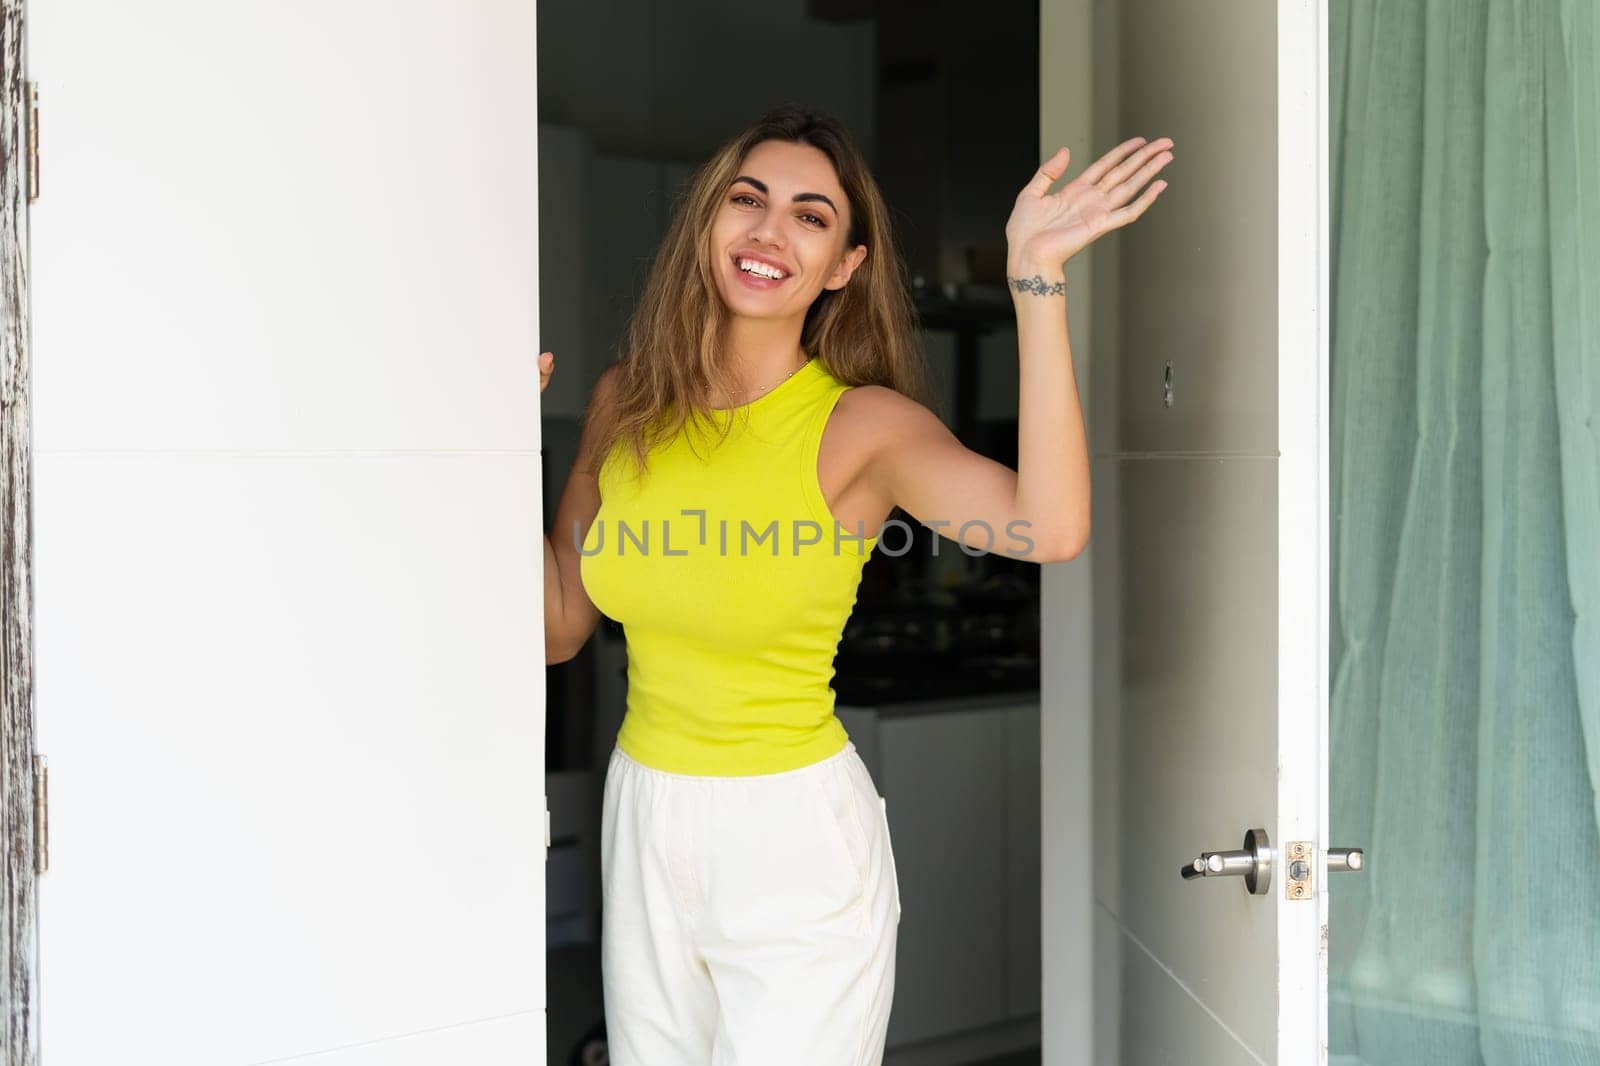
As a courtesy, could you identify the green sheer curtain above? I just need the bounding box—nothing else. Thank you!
[1329,1,1600,1063]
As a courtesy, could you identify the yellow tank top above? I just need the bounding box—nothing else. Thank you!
[579,356,879,775]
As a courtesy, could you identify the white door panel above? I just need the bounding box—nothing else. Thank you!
[28,3,544,1063]
[33,454,545,1063]
[287,1012,544,1066]
[1084,0,1328,1061]
[1109,916,1267,1066]
[1107,455,1279,1059]
[29,0,539,454]
[1108,0,1280,457]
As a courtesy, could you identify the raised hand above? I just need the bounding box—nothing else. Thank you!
[537,350,555,394]
[1004,136,1173,271]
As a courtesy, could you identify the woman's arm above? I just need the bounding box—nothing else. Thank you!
[866,136,1173,564]
[1008,254,1088,561]
[860,305,1086,564]
[543,356,614,663]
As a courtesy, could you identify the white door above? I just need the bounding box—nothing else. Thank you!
[1085,1,1339,1062]
[27,4,545,1063]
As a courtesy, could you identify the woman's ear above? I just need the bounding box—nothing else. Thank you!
[826,244,869,291]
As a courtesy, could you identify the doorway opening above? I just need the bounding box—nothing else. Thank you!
[536,3,1050,1063]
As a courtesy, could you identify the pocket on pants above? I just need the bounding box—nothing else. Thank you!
[811,769,871,904]
[879,794,902,922]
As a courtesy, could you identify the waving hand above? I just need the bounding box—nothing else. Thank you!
[1005,136,1174,270]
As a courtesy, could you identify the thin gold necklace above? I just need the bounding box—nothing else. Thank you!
[736,356,808,403]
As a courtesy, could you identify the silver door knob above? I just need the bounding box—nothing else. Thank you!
[1179,827,1272,895]
[1327,847,1365,872]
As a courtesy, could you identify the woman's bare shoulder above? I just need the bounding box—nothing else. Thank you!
[827,383,950,495]
[837,382,942,444]
[575,364,624,474]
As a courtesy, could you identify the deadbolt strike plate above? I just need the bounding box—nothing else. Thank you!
[1286,840,1313,899]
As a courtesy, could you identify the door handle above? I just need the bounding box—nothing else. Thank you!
[1327,847,1365,872]
[1179,827,1272,895]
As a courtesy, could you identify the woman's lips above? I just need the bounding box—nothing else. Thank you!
[732,256,790,290]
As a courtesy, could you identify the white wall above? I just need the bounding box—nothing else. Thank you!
[1040,1,1118,1063]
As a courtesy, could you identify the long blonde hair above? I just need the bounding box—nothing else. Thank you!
[582,104,933,483]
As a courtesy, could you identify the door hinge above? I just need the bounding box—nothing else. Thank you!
[544,801,551,854]
[26,82,38,204]
[33,754,48,875]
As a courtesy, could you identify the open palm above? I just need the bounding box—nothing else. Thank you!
[1005,136,1174,269]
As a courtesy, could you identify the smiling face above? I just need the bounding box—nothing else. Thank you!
[709,139,869,319]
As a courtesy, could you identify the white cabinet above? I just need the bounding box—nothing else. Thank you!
[838,698,1042,1048]
[1004,702,1042,1017]
[882,708,1009,1044]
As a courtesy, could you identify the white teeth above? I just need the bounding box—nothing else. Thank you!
[737,258,786,279]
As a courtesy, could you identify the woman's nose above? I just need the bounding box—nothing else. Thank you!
[747,220,783,249]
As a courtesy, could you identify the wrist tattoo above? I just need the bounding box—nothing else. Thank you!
[1007,273,1066,296]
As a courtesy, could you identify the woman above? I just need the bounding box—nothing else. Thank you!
[540,105,1172,1065]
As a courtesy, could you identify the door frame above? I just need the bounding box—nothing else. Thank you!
[1277,0,1333,1060]
[3,1,1334,1061]
[1,1,39,1061]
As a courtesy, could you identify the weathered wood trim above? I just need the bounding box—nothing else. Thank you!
[0,0,36,1062]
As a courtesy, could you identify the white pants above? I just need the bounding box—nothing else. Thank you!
[599,740,902,1066]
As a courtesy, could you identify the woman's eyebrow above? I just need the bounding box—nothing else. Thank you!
[730,176,837,215]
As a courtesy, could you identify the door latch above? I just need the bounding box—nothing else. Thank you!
[1284,842,1366,899]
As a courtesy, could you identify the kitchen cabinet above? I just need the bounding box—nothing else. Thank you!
[1004,700,1042,1018]
[838,696,1042,1049]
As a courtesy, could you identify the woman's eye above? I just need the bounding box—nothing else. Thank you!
[731,194,826,228]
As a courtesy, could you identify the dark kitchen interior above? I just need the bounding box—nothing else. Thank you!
[540,2,1044,1062]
